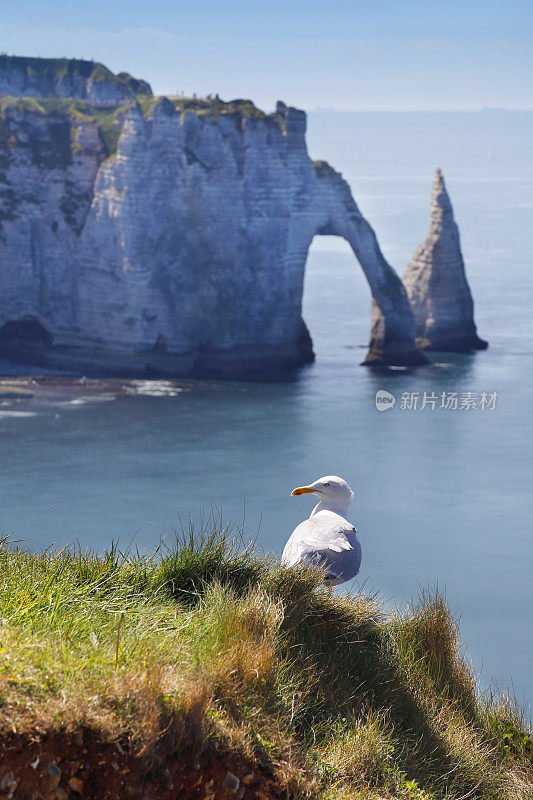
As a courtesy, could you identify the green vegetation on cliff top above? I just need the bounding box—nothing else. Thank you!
[0,526,531,799]
[136,93,270,119]
[0,96,130,159]
[0,55,151,94]
[0,94,272,161]
[0,94,270,122]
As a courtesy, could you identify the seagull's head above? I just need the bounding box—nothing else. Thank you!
[291,475,354,506]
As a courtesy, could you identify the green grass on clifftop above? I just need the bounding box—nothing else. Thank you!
[0,525,531,799]
[0,55,151,94]
[0,93,274,165]
[0,96,130,159]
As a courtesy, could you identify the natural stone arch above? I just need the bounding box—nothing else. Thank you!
[302,162,428,366]
[0,96,429,376]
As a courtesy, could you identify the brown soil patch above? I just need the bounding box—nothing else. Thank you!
[0,732,283,800]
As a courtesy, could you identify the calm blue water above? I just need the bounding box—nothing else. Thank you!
[1,111,532,711]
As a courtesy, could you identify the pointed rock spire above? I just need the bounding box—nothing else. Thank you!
[402,169,487,352]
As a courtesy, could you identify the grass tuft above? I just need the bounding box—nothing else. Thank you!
[152,516,265,603]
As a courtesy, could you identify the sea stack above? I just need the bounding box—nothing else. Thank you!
[402,169,487,352]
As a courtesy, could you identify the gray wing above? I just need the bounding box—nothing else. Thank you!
[281,510,362,584]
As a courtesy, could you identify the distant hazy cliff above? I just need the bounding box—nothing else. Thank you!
[0,56,152,106]
[0,78,429,374]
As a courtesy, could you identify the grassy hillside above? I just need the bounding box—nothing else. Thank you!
[0,526,531,799]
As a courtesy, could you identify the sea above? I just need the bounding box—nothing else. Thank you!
[1,110,532,712]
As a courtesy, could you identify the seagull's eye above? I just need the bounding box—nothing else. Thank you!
[323,482,330,487]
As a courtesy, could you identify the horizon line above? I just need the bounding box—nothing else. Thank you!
[306,106,533,113]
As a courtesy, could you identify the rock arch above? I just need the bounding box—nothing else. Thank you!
[299,162,428,366]
[0,97,430,376]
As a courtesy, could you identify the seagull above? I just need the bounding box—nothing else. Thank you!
[281,475,361,586]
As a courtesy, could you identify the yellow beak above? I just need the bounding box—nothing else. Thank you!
[291,486,315,496]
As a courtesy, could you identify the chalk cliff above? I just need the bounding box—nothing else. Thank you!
[0,56,152,106]
[402,169,488,352]
[0,86,428,375]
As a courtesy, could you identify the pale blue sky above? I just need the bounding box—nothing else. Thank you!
[1,1,532,111]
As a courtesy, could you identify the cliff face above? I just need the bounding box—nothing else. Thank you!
[0,56,152,106]
[0,92,426,375]
[402,169,488,352]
